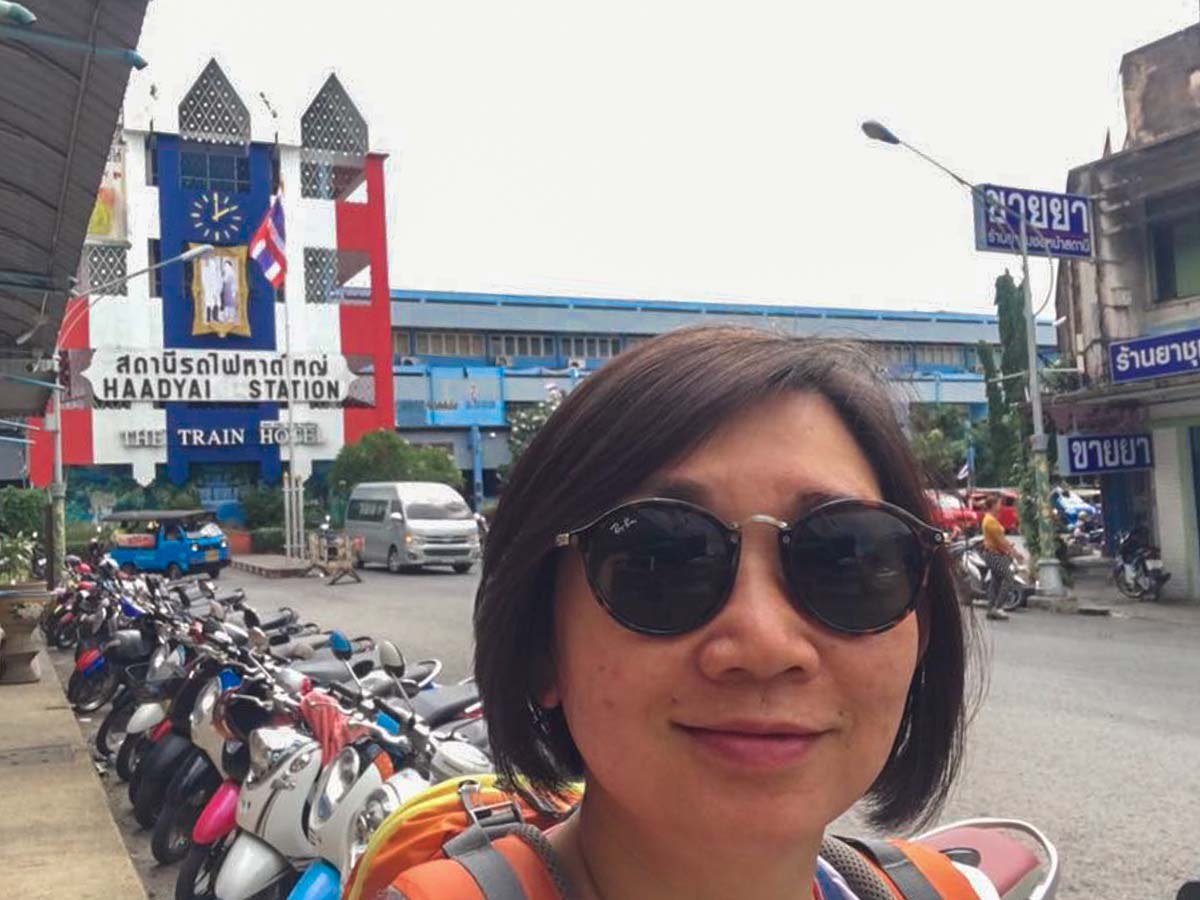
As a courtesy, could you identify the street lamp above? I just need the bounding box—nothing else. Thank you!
[41,243,215,585]
[862,118,1067,598]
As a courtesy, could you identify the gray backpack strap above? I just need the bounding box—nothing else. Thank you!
[831,835,945,900]
[821,835,903,900]
[443,823,530,900]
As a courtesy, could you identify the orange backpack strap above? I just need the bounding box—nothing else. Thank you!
[390,829,564,900]
[830,836,978,900]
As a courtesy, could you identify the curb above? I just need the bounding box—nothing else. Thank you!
[230,558,309,578]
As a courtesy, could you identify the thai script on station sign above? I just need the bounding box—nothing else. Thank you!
[83,349,359,403]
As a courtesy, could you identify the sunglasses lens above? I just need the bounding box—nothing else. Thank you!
[786,505,923,632]
[581,504,734,635]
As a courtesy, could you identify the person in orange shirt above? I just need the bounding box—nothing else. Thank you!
[980,494,1025,620]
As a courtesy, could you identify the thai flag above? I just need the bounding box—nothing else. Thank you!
[250,193,286,288]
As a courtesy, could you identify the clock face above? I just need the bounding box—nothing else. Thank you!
[190,191,244,242]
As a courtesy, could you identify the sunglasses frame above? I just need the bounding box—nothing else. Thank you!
[555,496,947,637]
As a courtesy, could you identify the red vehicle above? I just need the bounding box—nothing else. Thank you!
[925,490,979,534]
[966,488,1021,534]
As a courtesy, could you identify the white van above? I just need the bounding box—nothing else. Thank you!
[345,482,481,574]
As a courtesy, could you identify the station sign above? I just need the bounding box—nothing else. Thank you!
[84,349,360,404]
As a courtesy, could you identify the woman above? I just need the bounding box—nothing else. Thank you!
[396,326,973,899]
[980,494,1024,621]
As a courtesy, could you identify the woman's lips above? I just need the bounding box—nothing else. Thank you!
[675,722,827,770]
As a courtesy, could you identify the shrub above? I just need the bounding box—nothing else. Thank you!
[0,487,46,537]
[250,527,285,554]
[241,485,283,530]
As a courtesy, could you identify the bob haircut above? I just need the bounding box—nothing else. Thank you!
[474,326,969,831]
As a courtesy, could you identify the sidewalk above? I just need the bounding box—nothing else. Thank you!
[1064,555,1200,628]
[0,651,146,900]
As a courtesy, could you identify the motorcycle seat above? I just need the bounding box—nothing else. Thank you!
[924,826,1042,897]
[254,607,298,632]
[409,681,481,729]
[290,650,375,686]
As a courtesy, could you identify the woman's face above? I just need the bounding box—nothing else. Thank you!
[545,392,921,847]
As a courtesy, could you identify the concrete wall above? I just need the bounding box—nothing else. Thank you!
[1151,425,1198,599]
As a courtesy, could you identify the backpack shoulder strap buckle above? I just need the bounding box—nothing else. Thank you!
[458,781,525,833]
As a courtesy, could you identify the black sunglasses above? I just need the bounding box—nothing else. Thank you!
[554,497,945,637]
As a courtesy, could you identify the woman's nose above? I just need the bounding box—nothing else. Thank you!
[694,528,823,684]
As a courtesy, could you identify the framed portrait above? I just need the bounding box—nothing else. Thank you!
[191,243,250,337]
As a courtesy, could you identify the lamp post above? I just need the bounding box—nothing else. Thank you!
[860,119,1066,596]
[41,244,215,586]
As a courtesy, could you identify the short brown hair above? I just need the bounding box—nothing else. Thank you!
[474,326,969,831]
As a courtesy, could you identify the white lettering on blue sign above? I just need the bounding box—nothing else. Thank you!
[1065,433,1153,475]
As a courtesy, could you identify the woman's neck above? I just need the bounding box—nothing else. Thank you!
[549,789,822,900]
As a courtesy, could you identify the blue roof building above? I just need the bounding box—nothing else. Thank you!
[386,289,1055,506]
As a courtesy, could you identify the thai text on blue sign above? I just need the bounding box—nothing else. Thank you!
[972,184,1093,260]
[1109,327,1200,384]
[1060,433,1153,476]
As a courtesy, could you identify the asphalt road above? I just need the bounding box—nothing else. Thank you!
[60,565,1200,900]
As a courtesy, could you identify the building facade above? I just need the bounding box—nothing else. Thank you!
[1053,24,1200,600]
[28,60,395,518]
[389,289,1055,506]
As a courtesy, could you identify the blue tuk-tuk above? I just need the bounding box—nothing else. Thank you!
[101,509,230,579]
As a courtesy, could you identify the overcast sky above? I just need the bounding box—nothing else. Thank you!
[133,0,1200,314]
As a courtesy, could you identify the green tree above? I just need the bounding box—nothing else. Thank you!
[908,404,972,488]
[329,430,463,493]
[240,484,284,529]
[994,270,1030,409]
[506,388,564,469]
[976,341,1019,485]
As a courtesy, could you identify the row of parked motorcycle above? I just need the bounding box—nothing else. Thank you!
[948,527,1171,606]
[39,554,492,900]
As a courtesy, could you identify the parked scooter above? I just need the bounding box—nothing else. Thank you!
[949,536,1030,612]
[1113,529,1171,601]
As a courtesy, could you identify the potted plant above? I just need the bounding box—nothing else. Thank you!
[0,531,51,684]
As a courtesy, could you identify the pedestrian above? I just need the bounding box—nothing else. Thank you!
[981,493,1024,620]
[381,327,983,898]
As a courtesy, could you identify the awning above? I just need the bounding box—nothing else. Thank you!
[0,0,150,414]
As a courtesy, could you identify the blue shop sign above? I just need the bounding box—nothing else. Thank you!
[1059,433,1154,476]
[972,184,1093,260]
[1109,327,1200,384]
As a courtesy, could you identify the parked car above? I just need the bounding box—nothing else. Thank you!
[345,482,481,574]
[101,509,230,579]
[966,488,1021,534]
[925,490,978,535]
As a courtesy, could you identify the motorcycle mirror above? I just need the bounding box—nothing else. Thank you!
[1178,884,1200,900]
[329,630,354,661]
[242,608,260,629]
[378,640,406,677]
[208,600,226,621]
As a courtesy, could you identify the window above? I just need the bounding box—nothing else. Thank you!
[914,344,962,368]
[488,333,553,359]
[144,135,158,186]
[180,146,251,193]
[147,239,161,298]
[305,248,338,303]
[1151,214,1200,301]
[878,343,911,368]
[81,245,128,296]
[347,499,387,522]
[564,335,619,359]
[623,335,653,352]
[413,331,485,357]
